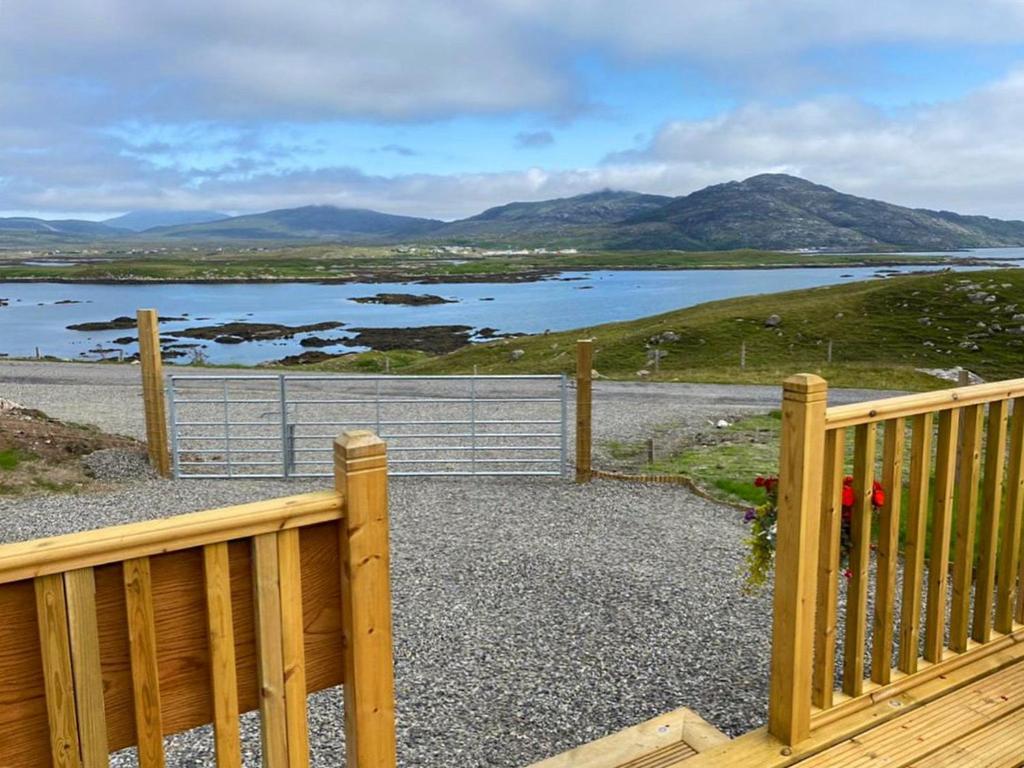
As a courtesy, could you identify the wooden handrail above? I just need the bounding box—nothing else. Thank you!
[770,373,1024,750]
[0,490,343,585]
[0,431,397,768]
[825,377,1024,429]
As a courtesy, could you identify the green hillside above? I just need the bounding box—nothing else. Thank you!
[367,268,1024,389]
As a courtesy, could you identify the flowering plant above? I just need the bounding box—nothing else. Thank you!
[742,474,885,592]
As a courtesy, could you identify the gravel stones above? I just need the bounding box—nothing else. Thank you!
[81,448,158,482]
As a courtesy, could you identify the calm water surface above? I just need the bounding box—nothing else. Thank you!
[0,251,1017,364]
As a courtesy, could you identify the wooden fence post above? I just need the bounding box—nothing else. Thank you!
[335,431,397,768]
[768,374,828,746]
[576,340,593,483]
[136,309,170,478]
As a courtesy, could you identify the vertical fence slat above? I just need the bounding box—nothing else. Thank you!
[974,400,1009,643]
[203,542,242,768]
[843,422,876,696]
[767,374,827,746]
[335,431,398,768]
[899,412,933,673]
[253,532,289,768]
[925,409,960,663]
[279,528,310,768]
[998,397,1024,631]
[123,557,165,768]
[575,340,593,483]
[136,308,170,478]
[35,573,83,768]
[64,568,109,768]
[872,418,904,684]
[951,405,984,652]
[813,428,845,709]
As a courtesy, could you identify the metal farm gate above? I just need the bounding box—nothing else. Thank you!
[168,374,568,479]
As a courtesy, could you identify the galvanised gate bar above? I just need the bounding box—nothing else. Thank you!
[168,373,569,479]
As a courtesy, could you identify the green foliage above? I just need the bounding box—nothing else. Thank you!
[0,450,21,470]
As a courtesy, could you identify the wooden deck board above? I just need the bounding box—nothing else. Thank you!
[908,707,1024,767]
[795,659,1024,768]
[528,708,728,767]
[543,657,1024,768]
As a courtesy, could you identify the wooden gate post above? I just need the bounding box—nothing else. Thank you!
[334,431,397,768]
[768,374,827,746]
[136,309,170,478]
[575,340,593,483]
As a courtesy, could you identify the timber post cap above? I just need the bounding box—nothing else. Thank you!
[783,373,828,400]
[335,430,387,458]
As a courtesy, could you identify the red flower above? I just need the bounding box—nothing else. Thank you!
[842,485,855,507]
[872,481,886,508]
[754,476,766,488]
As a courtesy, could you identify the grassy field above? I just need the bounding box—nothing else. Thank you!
[0,243,1002,282]
[334,267,1024,389]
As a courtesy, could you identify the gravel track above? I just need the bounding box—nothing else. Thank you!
[0,360,897,455]
[0,361,902,766]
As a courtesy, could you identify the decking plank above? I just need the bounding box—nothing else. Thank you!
[528,707,728,767]
[908,706,1024,767]
[794,659,1024,768]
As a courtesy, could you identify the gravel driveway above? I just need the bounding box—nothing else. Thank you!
[0,361,899,766]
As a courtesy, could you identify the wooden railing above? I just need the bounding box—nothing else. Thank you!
[769,375,1024,745]
[0,431,396,768]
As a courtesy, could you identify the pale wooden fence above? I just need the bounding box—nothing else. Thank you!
[769,374,1024,745]
[0,431,396,768]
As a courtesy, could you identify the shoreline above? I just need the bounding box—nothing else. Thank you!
[0,256,1010,285]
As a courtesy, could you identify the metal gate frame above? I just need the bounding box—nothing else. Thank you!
[168,373,569,479]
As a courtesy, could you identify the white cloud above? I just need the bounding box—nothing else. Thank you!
[3,1,1024,218]
[609,68,1024,217]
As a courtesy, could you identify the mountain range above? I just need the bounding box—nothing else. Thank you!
[4,174,1024,252]
[103,209,229,231]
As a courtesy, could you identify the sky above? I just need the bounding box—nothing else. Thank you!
[3,1,1024,221]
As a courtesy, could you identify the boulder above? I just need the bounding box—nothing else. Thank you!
[764,314,782,328]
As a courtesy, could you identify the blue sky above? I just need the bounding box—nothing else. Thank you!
[3,1,1024,220]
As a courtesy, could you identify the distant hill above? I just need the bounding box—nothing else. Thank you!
[0,217,127,240]
[427,174,1024,250]
[7,174,1024,250]
[150,205,445,241]
[620,174,1024,251]
[105,209,228,232]
[432,190,673,246]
